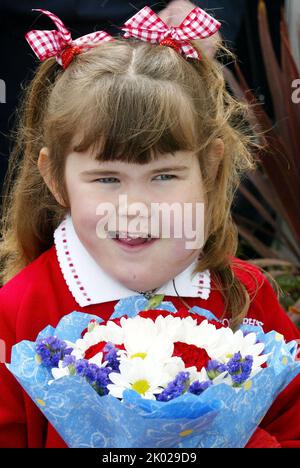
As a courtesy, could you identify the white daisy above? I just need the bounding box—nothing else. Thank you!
[107,358,170,400]
[154,315,198,342]
[205,328,269,379]
[72,321,124,357]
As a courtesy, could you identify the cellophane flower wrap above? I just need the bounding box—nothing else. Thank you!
[7,296,300,448]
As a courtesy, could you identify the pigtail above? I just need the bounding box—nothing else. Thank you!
[0,59,65,285]
[184,43,261,330]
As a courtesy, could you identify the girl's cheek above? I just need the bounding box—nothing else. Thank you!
[168,238,200,261]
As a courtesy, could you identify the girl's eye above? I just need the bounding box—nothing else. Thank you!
[153,175,177,181]
[95,175,177,183]
[96,177,120,184]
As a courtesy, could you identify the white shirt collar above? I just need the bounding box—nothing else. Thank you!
[54,214,211,307]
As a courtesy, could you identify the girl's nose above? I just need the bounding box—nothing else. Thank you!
[117,189,152,217]
[118,194,149,218]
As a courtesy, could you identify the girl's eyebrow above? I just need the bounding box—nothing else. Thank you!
[80,166,190,176]
[150,166,190,174]
[81,170,123,176]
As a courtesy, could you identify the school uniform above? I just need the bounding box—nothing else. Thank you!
[0,214,299,448]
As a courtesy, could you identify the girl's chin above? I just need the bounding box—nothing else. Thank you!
[110,266,164,292]
[115,276,161,293]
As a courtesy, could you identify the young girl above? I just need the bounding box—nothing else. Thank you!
[0,7,299,448]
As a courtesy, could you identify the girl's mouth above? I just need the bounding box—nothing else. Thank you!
[111,232,159,251]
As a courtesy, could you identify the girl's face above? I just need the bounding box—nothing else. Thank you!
[40,143,223,292]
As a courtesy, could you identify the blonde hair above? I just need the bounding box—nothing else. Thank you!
[0,38,258,328]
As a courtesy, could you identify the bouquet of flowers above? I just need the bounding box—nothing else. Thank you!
[7,297,300,448]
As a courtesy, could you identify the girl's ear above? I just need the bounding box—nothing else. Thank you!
[207,138,224,183]
[38,147,66,207]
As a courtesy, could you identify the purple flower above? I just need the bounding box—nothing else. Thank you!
[36,336,72,368]
[85,363,100,383]
[62,355,76,368]
[227,353,253,386]
[74,359,111,396]
[95,367,111,396]
[207,360,228,380]
[156,372,190,402]
[189,380,212,395]
[103,343,120,372]
[74,359,89,377]
[227,355,241,374]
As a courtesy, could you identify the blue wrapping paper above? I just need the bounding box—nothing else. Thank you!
[7,297,300,448]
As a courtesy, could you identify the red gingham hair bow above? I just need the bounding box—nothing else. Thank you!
[26,9,114,69]
[122,6,221,60]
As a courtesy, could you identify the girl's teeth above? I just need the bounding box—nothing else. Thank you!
[117,233,150,239]
[118,237,149,246]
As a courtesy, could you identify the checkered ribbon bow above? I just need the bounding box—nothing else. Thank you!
[26,9,114,69]
[122,6,221,60]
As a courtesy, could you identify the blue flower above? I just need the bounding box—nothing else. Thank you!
[104,343,120,372]
[62,355,76,367]
[36,336,72,368]
[189,380,212,395]
[85,363,100,384]
[95,367,111,396]
[74,359,111,396]
[156,372,190,402]
[227,353,253,386]
[207,360,228,380]
[74,359,90,377]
